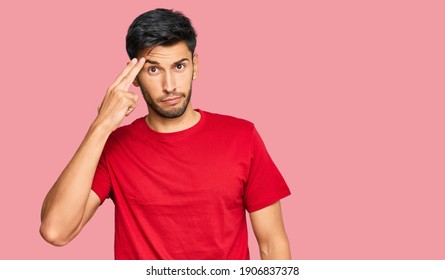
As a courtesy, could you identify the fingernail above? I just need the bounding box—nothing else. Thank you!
[131,58,137,63]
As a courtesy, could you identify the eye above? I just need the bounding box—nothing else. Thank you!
[148,66,158,73]
[176,63,185,70]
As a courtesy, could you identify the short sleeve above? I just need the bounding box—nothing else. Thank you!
[244,127,291,213]
[91,143,112,204]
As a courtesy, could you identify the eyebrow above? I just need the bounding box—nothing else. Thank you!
[145,58,190,66]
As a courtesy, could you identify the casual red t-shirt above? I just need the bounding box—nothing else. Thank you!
[91,110,290,259]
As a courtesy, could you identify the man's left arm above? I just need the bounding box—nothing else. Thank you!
[249,201,291,260]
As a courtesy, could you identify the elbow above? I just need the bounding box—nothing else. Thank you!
[39,223,72,247]
[259,237,291,260]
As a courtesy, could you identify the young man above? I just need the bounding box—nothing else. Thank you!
[40,8,291,260]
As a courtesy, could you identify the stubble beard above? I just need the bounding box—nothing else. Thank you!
[141,86,192,119]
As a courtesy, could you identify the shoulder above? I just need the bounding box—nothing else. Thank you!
[201,110,255,132]
[198,110,258,146]
[106,117,146,146]
[115,116,145,134]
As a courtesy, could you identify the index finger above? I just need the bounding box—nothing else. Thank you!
[109,58,138,89]
[118,57,146,90]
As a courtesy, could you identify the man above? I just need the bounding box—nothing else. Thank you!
[40,8,291,260]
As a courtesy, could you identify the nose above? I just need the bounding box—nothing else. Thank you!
[162,71,176,93]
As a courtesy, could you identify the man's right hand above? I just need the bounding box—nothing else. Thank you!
[94,57,146,132]
[40,57,146,246]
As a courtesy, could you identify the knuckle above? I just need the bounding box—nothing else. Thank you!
[118,97,127,105]
[116,90,126,98]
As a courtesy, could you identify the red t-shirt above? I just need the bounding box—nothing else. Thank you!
[92,110,290,259]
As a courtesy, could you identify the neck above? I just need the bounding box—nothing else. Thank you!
[145,105,200,133]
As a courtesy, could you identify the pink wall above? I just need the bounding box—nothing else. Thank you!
[0,0,444,259]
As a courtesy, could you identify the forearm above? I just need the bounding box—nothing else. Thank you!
[40,58,144,245]
[40,122,110,244]
[259,235,292,260]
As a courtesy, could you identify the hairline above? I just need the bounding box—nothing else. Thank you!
[136,40,195,61]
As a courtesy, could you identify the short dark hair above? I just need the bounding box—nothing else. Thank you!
[126,8,197,59]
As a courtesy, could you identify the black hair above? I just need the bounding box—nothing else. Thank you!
[126,8,197,59]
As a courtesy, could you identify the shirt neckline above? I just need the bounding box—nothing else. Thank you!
[137,109,206,141]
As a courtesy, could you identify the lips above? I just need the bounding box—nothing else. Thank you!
[161,96,183,105]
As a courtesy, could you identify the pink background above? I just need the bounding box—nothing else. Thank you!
[0,0,444,259]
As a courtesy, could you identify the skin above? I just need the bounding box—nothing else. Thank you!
[40,57,146,245]
[134,41,201,133]
[40,41,291,259]
[250,201,291,259]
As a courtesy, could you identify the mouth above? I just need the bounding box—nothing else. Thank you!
[161,96,183,105]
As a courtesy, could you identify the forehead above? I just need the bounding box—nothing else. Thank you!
[140,41,192,64]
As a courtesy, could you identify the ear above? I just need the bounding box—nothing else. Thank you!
[192,53,199,80]
[133,77,140,87]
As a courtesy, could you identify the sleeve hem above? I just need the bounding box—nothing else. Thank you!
[91,187,108,205]
[246,188,291,213]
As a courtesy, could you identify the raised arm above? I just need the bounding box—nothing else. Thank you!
[40,57,145,246]
[250,201,291,259]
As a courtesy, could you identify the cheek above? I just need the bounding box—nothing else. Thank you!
[140,76,162,91]
[178,72,194,86]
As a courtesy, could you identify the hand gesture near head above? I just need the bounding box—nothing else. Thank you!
[40,57,145,246]
[94,57,146,132]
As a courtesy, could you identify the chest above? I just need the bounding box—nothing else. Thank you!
[107,136,251,209]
